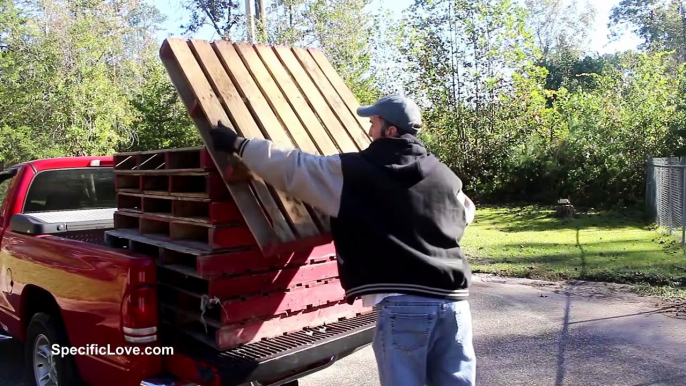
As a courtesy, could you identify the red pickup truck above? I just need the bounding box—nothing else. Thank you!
[0,156,375,386]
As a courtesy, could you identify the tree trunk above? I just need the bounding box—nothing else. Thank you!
[680,0,686,64]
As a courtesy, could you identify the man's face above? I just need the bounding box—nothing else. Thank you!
[368,115,397,140]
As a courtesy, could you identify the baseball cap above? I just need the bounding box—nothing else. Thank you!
[356,95,423,135]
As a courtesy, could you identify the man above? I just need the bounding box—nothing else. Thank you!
[209,94,476,386]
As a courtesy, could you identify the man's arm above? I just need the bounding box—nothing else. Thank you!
[458,190,476,226]
[234,137,344,218]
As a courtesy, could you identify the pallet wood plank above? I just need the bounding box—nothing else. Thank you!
[220,281,346,324]
[234,43,320,154]
[272,45,359,153]
[216,300,369,349]
[238,43,332,232]
[293,47,370,150]
[180,40,297,244]
[160,38,287,249]
[254,44,340,156]
[197,241,335,277]
[210,40,321,239]
[115,169,210,176]
[183,39,299,244]
[208,260,339,298]
[308,48,372,135]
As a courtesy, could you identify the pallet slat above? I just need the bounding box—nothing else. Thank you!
[292,48,370,150]
[308,48,371,136]
[209,40,321,239]
[254,44,340,156]
[115,211,256,251]
[160,37,283,253]
[220,280,346,324]
[216,300,368,349]
[182,39,298,246]
[207,260,338,298]
[272,45,359,153]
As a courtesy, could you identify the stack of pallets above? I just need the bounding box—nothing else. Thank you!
[106,147,369,350]
[105,38,379,350]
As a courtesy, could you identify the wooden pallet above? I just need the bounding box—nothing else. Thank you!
[159,38,372,257]
[105,228,370,350]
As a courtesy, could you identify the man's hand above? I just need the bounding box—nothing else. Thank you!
[209,122,242,153]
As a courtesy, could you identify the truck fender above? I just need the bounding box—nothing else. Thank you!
[20,285,64,342]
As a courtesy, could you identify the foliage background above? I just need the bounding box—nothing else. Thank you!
[1,0,685,208]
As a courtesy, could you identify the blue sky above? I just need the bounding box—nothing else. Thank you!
[149,0,641,55]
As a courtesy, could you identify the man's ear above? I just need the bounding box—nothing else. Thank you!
[387,126,399,137]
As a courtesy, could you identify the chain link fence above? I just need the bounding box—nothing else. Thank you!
[646,157,686,245]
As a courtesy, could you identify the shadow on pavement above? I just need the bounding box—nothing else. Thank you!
[632,376,686,386]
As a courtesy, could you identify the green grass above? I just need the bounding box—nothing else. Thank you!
[462,206,686,296]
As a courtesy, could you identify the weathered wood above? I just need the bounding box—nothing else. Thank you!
[210,40,321,239]
[254,44,340,156]
[293,47,370,150]
[308,48,371,136]
[220,280,346,324]
[138,153,166,170]
[160,38,284,250]
[272,45,359,153]
[183,39,297,244]
[114,169,210,176]
[207,260,339,298]
[216,300,369,349]
[241,43,332,232]
[234,43,320,154]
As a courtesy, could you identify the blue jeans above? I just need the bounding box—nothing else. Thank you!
[372,295,476,386]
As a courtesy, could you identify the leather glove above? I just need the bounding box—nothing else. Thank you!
[209,122,240,153]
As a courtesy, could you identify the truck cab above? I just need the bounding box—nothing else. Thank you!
[0,157,375,386]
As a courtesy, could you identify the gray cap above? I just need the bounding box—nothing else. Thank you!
[357,94,423,135]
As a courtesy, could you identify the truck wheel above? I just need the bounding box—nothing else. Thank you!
[24,313,81,386]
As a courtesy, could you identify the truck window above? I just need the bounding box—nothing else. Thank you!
[23,168,116,213]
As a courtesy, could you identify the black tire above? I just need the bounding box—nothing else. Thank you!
[24,312,82,386]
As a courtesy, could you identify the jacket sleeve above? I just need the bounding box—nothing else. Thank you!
[236,138,343,218]
[458,190,476,226]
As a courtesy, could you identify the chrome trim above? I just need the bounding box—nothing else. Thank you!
[140,374,199,386]
[123,326,157,336]
[124,334,156,343]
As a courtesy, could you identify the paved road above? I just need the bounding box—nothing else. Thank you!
[300,276,686,386]
[2,277,684,386]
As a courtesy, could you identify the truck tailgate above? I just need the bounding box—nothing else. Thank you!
[161,311,376,386]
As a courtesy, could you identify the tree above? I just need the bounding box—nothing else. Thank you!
[523,0,597,60]
[392,0,548,194]
[180,0,242,39]
[609,0,686,64]
[0,0,194,165]
[180,0,383,104]
[127,55,200,151]
[539,52,620,98]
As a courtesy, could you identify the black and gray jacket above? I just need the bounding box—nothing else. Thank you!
[237,134,476,304]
